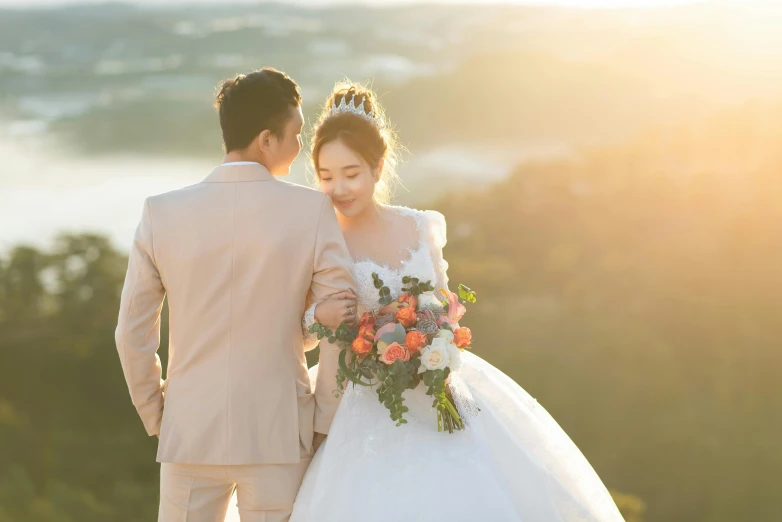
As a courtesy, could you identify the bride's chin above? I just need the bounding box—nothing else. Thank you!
[337,209,358,219]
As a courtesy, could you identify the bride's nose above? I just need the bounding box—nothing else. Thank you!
[333,178,348,197]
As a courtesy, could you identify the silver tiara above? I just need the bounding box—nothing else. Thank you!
[330,95,385,129]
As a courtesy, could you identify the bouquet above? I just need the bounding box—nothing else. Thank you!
[309,274,477,433]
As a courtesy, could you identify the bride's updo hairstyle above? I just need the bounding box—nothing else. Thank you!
[311,81,400,204]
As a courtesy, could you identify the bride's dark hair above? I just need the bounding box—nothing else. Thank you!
[311,81,400,204]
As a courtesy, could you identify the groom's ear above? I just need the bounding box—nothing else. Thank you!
[257,129,273,153]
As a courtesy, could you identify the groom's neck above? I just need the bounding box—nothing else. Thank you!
[223,149,265,167]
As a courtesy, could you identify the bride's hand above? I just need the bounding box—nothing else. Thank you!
[315,291,358,329]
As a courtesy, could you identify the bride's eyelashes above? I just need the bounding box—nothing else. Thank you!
[320,173,360,182]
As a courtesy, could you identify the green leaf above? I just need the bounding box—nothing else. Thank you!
[380,323,407,345]
[338,349,374,387]
[458,284,477,304]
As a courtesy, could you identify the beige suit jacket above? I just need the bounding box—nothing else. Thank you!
[115,163,354,465]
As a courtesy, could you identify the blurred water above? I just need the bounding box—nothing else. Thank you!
[0,140,210,251]
[0,131,556,253]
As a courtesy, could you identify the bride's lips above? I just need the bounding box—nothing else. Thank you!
[334,199,355,210]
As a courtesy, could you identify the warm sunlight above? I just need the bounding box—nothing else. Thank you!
[2,1,780,521]
[488,0,706,6]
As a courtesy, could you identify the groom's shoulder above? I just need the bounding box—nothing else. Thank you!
[144,182,204,207]
[274,179,329,205]
[142,179,327,215]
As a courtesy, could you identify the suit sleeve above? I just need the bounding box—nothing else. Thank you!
[115,198,167,437]
[310,195,357,434]
[301,299,319,352]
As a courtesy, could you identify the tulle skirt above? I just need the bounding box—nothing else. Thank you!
[226,352,624,522]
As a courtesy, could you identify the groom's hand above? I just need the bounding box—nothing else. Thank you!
[313,432,327,452]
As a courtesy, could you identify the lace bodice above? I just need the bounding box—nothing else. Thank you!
[303,205,449,337]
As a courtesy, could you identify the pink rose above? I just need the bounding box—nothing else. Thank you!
[380,342,411,365]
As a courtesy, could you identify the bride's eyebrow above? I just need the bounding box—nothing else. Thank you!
[317,164,361,173]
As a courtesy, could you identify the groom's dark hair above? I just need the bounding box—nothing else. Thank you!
[214,67,302,152]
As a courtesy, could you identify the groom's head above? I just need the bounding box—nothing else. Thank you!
[215,67,304,175]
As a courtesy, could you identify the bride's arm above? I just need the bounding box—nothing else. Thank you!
[423,210,450,293]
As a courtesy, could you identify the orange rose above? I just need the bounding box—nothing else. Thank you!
[380,342,411,365]
[351,336,373,355]
[399,293,418,310]
[358,312,375,329]
[396,307,418,328]
[358,325,376,341]
[453,327,472,349]
[378,301,405,316]
[405,330,428,353]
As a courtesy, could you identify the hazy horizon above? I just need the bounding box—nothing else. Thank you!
[1,0,778,252]
[0,0,712,9]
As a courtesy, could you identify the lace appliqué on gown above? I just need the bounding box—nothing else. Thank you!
[301,205,446,341]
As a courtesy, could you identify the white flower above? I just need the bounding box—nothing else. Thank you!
[447,342,463,373]
[418,291,445,311]
[436,329,454,342]
[418,338,451,373]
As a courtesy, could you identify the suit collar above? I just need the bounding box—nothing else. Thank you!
[203,163,276,183]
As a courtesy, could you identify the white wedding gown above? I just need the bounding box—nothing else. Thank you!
[225,206,624,522]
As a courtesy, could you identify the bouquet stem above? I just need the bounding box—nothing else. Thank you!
[437,388,464,433]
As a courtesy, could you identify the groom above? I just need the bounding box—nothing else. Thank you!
[115,68,355,522]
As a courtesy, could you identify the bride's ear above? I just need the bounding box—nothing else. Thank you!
[375,158,385,182]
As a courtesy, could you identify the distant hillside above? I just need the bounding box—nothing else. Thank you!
[0,1,779,160]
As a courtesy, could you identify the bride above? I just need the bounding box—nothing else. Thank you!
[227,83,625,522]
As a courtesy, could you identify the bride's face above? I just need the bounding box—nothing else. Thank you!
[317,139,379,218]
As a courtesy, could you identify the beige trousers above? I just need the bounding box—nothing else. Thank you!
[158,449,312,522]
